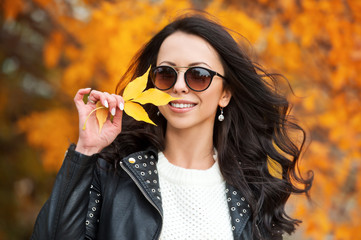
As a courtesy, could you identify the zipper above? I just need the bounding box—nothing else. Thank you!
[119,160,163,218]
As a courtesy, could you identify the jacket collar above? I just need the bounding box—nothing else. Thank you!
[225,184,251,239]
[120,148,163,215]
[120,149,251,239]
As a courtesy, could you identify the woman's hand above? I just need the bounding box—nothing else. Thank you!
[74,88,124,156]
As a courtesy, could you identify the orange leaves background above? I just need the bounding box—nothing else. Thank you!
[1,0,360,239]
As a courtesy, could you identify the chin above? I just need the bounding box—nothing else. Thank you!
[166,121,194,131]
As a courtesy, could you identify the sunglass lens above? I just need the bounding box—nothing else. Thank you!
[186,67,212,91]
[152,66,176,90]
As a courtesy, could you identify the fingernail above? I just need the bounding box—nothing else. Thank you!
[119,102,124,111]
[103,100,109,108]
[111,108,116,116]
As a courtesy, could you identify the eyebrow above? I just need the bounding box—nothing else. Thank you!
[158,61,212,69]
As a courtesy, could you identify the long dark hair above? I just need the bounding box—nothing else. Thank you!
[101,13,313,239]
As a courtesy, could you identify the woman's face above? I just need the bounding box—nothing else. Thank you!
[156,31,231,132]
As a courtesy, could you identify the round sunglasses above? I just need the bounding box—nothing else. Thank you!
[149,65,225,92]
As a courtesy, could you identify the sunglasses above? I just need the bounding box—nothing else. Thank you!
[149,65,225,92]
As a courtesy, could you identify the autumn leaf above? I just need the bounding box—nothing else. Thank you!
[122,67,179,125]
[124,101,155,124]
[95,101,108,133]
[83,66,179,130]
[82,102,107,132]
[122,67,149,101]
[132,88,178,105]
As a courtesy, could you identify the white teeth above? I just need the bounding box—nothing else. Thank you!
[170,103,195,108]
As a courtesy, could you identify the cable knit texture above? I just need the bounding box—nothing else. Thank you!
[157,152,233,240]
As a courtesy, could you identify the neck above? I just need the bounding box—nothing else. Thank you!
[163,124,215,170]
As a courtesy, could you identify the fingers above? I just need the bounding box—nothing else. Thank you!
[74,89,124,120]
[111,94,124,124]
[87,95,96,105]
[74,88,91,108]
[104,92,117,116]
[88,90,108,107]
[87,90,124,112]
[111,94,124,111]
[74,88,124,152]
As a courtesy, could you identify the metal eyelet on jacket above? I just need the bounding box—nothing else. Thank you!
[226,186,251,238]
[86,183,102,233]
[121,152,163,213]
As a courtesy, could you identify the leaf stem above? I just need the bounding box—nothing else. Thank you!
[82,106,106,130]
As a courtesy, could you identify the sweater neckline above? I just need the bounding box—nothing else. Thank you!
[157,152,225,186]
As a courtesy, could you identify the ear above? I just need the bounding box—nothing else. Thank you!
[218,88,232,107]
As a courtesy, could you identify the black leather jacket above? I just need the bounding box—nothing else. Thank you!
[31,144,263,240]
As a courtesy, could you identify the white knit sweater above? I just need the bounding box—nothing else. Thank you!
[157,152,233,240]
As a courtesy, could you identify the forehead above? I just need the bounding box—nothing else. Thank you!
[156,31,222,68]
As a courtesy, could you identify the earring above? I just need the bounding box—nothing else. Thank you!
[157,111,160,116]
[218,107,224,122]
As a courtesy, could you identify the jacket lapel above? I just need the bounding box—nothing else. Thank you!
[121,148,163,215]
[225,183,251,239]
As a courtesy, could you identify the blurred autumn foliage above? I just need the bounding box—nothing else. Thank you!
[1,0,360,239]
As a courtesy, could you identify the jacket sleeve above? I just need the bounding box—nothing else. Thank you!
[31,144,99,240]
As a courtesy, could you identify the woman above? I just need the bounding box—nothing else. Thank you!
[31,14,313,240]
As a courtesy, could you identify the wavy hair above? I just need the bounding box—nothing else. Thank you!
[101,13,313,239]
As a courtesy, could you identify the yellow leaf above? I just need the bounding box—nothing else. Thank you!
[132,88,179,105]
[123,67,150,101]
[83,66,176,130]
[267,156,282,179]
[124,101,156,125]
[95,101,108,133]
[82,103,107,131]
[121,66,178,125]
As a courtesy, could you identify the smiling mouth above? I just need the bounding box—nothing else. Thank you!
[169,102,196,109]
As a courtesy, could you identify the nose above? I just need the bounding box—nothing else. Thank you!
[172,70,189,94]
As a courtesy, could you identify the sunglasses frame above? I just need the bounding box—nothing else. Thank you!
[150,65,226,92]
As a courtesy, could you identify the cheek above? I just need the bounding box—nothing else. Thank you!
[158,104,167,113]
[198,95,221,116]
[200,86,223,106]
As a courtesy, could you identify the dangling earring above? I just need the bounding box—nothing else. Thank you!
[218,107,224,122]
[157,111,160,116]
